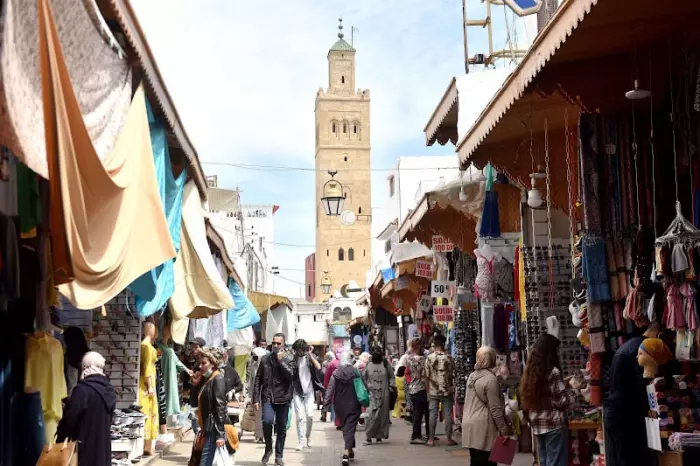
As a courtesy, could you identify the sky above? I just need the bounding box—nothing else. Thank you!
[132,0,525,298]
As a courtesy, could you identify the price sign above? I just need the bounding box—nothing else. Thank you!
[416,260,433,278]
[432,235,454,253]
[431,280,453,298]
[433,305,454,322]
[418,295,432,313]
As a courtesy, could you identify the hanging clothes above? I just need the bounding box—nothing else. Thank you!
[664,284,685,330]
[474,249,496,300]
[680,282,699,330]
[40,4,176,308]
[479,190,501,238]
[579,114,603,232]
[582,238,612,302]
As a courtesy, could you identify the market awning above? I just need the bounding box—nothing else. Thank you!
[425,68,515,147]
[456,0,700,172]
[248,291,293,313]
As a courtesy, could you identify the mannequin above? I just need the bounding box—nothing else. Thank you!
[637,338,672,379]
[473,244,500,299]
[140,322,158,455]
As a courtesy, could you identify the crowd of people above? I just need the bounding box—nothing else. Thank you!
[48,318,660,466]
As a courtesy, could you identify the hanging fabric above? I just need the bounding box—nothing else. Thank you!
[579,114,603,233]
[582,237,611,303]
[39,0,176,308]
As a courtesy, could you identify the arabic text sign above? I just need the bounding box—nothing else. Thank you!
[433,305,454,322]
[415,260,433,278]
[432,235,454,253]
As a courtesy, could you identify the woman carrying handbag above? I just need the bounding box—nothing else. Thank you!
[52,352,116,466]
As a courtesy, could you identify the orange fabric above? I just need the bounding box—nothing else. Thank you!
[38,0,176,308]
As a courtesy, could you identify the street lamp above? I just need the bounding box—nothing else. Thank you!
[320,271,332,294]
[321,171,345,216]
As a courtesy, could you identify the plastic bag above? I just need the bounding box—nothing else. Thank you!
[213,445,233,466]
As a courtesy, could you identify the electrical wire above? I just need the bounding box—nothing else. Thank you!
[201,161,460,173]
[213,223,378,248]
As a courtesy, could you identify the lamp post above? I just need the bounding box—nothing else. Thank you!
[321,171,345,216]
[320,271,332,295]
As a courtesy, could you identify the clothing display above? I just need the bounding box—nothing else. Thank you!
[155,342,189,417]
[474,249,496,299]
[155,357,167,426]
[0,0,132,179]
[139,340,158,441]
[24,332,67,441]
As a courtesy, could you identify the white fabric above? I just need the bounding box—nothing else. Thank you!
[390,241,432,264]
[0,0,131,178]
[228,326,255,355]
[169,182,235,344]
[264,305,294,342]
[81,351,105,379]
[292,392,315,445]
[298,356,312,394]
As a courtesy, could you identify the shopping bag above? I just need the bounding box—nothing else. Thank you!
[240,404,256,432]
[488,436,517,465]
[353,369,370,407]
[36,439,78,466]
[212,445,234,466]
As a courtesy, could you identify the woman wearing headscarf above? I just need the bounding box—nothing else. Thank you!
[56,352,116,466]
[462,347,511,466]
[196,348,228,466]
[362,347,394,445]
[63,326,90,396]
[320,351,335,422]
[354,352,370,372]
[325,352,364,466]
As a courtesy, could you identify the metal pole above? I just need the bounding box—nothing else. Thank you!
[462,0,469,74]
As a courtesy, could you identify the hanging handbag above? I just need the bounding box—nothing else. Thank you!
[353,369,370,407]
[36,439,78,466]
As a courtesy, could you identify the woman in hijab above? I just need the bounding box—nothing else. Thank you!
[462,347,511,466]
[325,352,365,466]
[354,352,371,372]
[63,326,90,396]
[196,348,228,466]
[56,352,116,466]
[362,347,394,445]
[320,351,335,422]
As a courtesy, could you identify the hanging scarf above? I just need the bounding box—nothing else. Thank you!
[579,114,603,232]
[583,237,612,302]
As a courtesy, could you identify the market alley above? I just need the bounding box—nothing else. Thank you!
[149,418,532,466]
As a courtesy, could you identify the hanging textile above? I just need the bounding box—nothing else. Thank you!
[39,0,176,307]
[226,280,260,332]
[479,190,501,238]
[129,101,187,317]
[582,238,611,303]
[0,0,132,179]
[206,311,225,348]
[169,182,234,345]
[579,114,603,232]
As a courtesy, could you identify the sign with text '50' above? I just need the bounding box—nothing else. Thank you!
[415,259,433,278]
[432,235,454,253]
[433,305,454,322]
[431,280,454,298]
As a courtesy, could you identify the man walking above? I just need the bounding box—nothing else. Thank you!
[400,338,429,444]
[253,333,295,466]
[184,337,205,433]
[291,339,324,450]
[424,335,457,447]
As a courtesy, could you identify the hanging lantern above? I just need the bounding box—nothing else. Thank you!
[527,172,545,208]
[320,271,332,294]
[321,171,346,216]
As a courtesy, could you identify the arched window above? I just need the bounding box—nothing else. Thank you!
[341,76,345,84]
[333,307,343,321]
[338,248,345,261]
[326,249,329,256]
[363,249,366,257]
[348,248,355,261]
[354,125,358,134]
[332,122,337,133]
[343,123,347,134]
[358,207,362,214]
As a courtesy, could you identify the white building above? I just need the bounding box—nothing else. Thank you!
[241,204,279,294]
[291,298,330,346]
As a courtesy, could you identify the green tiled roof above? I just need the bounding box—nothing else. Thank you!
[330,38,355,52]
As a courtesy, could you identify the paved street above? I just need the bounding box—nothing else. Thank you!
[151,414,533,466]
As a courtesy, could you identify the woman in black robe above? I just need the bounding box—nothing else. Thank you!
[324,351,364,466]
[57,351,116,466]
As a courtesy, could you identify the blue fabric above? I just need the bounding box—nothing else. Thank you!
[381,268,396,281]
[479,190,501,238]
[694,188,700,227]
[226,280,260,332]
[582,238,611,303]
[129,100,187,317]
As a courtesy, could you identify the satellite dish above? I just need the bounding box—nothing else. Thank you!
[340,210,357,226]
[340,284,350,298]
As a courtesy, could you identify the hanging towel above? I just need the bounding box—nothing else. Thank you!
[582,238,611,302]
[39,0,176,308]
[169,182,234,345]
[129,101,187,316]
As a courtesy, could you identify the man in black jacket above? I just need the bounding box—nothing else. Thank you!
[253,333,296,466]
[291,339,324,451]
